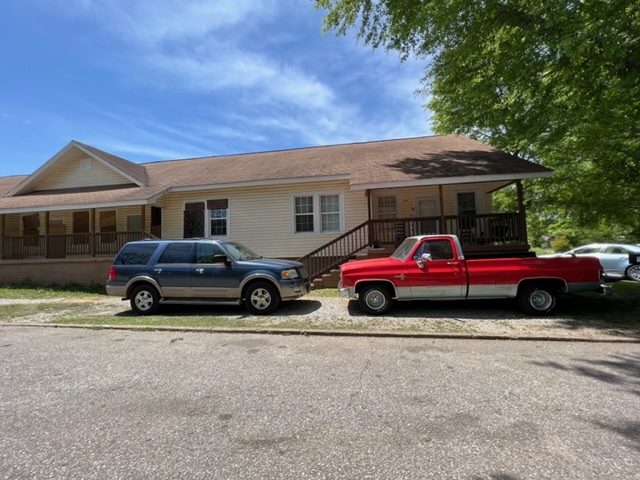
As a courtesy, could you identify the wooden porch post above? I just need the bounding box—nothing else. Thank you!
[90,208,95,257]
[141,205,146,236]
[366,190,373,246]
[45,211,50,258]
[516,180,528,244]
[438,185,445,233]
[1,214,4,259]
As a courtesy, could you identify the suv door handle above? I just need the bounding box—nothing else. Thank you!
[154,268,162,274]
[195,268,204,274]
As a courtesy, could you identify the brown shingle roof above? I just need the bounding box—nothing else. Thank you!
[0,134,551,212]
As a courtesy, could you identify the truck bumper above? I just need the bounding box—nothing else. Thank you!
[599,283,613,296]
[338,282,355,299]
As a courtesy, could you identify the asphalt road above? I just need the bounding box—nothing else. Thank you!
[1,326,639,480]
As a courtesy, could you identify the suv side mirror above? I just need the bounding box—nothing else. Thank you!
[213,254,231,265]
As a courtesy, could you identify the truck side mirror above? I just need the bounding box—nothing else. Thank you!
[417,253,432,268]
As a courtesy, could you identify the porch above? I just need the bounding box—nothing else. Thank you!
[1,231,154,260]
[297,211,530,281]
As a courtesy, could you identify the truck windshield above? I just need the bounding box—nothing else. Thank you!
[391,238,419,260]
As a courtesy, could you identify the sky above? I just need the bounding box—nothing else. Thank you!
[0,0,432,177]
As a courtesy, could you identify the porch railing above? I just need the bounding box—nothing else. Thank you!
[299,212,525,280]
[1,231,156,260]
[371,212,524,247]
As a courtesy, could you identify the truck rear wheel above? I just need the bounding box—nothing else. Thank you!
[517,284,556,316]
[358,285,392,315]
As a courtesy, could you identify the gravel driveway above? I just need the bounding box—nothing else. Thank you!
[2,293,638,342]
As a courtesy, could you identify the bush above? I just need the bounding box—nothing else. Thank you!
[551,235,572,253]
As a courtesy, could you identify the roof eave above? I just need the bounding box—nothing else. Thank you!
[350,171,553,190]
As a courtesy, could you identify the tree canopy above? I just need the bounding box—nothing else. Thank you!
[316,0,640,242]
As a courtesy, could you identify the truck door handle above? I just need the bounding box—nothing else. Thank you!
[195,268,204,274]
[154,268,162,274]
[447,261,459,265]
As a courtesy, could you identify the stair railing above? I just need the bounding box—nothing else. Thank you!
[296,220,371,280]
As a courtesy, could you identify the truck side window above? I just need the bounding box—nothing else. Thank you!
[426,240,454,260]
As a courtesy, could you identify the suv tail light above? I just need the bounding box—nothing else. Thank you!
[109,266,117,281]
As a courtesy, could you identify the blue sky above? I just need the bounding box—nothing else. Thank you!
[0,0,432,177]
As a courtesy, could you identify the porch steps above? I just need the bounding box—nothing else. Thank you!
[311,269,341,290]
[310,247,396,290]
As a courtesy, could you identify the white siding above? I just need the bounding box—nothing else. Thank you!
[162,180,368,258]
[37,156,132,191]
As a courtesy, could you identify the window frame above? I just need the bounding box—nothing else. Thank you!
[182,198,230,239]
[291,191,344,235]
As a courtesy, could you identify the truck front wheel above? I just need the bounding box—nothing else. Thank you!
[358,285,392,315]
[517,284,556,316]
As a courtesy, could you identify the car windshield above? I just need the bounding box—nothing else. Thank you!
[222,241,263,261]
[391,237,419,260]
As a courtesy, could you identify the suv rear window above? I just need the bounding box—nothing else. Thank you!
[115,242,159,265]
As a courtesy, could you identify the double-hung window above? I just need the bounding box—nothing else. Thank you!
[293,192,343,234]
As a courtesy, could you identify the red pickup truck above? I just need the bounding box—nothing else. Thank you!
[339,235,611,316]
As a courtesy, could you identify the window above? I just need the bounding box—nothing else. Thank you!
[294,196,314,233]
[321,195,340,232]
[377,196,397,219]
[293,193,342,234]
[208,199,228,237]
[195,243,225,263]
[457,191,477,215]
[158,242,194,264]
[183,199,229,238]
[114,242,159,265]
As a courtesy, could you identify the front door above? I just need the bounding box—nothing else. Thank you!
[415,197,439,235]
[190,243,239,298]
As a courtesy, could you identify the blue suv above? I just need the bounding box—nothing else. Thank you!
[106,239,310,315]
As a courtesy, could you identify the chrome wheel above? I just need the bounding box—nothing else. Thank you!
[358,285,392,315]
[130,285,159,315]
[517,284,556,316]
[244,282,280,314]
[528,289,554,311]
[626,265,640,281]
[250,287,272,310]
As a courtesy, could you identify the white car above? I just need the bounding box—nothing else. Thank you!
[542,243,640,281]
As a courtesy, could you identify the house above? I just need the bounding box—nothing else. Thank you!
[0,134,552,286]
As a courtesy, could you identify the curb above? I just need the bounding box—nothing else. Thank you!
[2,322,640,343]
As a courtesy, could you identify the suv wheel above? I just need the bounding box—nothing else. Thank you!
[245,282,280,315]
[130,285,160,315]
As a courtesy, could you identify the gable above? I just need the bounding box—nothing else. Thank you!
[36,152,134,191]
[6,141,146,197]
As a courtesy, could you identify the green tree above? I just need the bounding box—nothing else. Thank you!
[316,0,640,240]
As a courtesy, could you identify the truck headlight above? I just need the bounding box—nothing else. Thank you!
[281,268,299,279]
